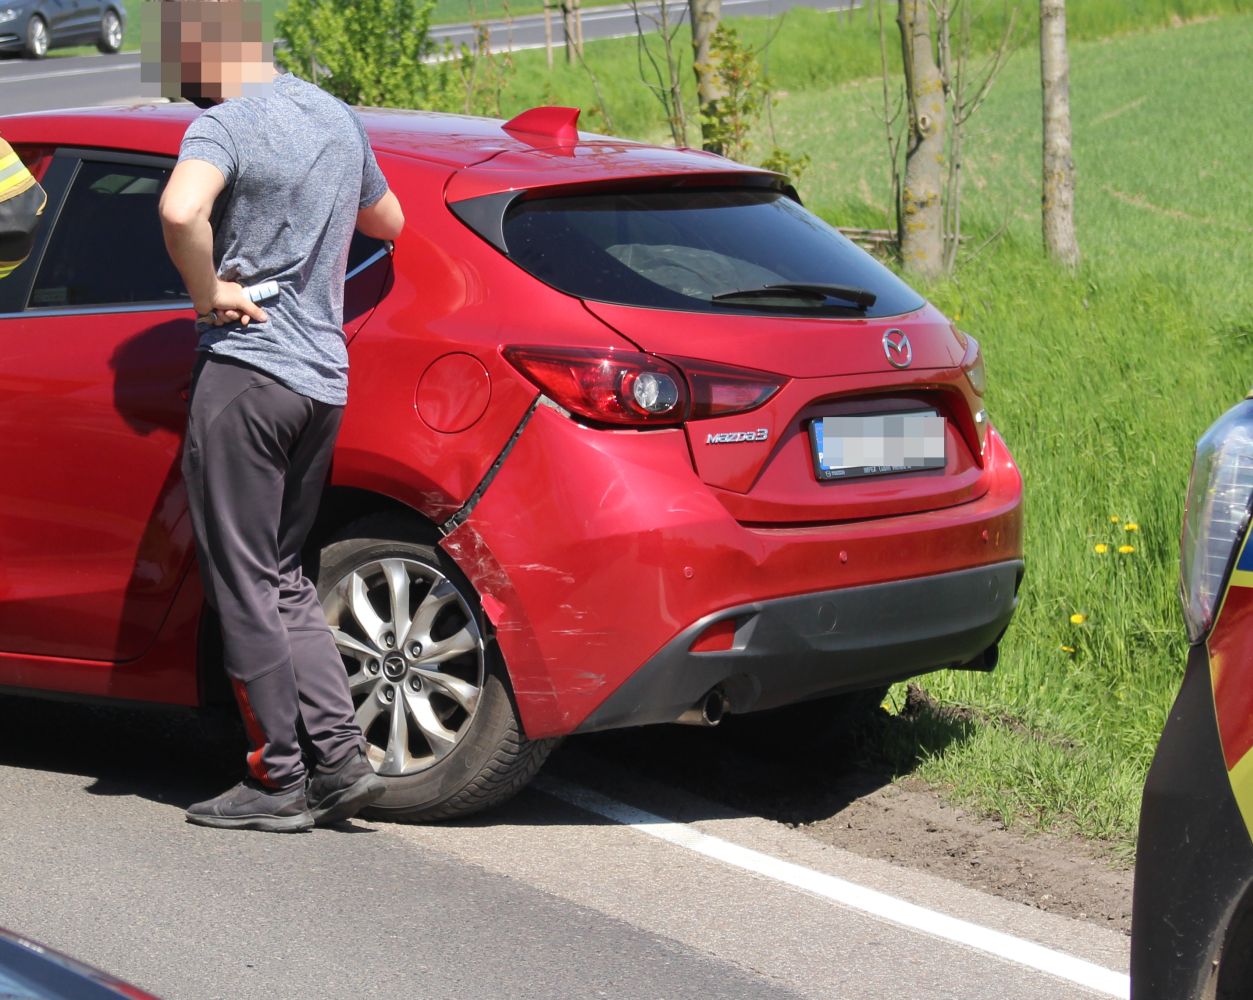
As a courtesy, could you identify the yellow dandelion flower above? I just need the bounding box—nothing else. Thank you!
[1094,543,1109,554]
[1060,645,1075,654]
[1109,515,1121,523]
[1124,523,1139,532]
[1070,613,1087,625]
[1119,544,1136,554]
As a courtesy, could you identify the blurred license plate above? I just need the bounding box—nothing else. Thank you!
[810,411,946,480]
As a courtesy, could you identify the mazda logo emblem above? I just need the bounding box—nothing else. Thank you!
[883,329,912,369]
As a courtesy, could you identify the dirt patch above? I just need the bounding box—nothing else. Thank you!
[1091,95,1148,127]
[799,775,1132,932]
[1169,13,1220,28]
[1103,185,1253,234]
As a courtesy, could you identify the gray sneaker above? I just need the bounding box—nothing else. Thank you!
[185,778,313,833]
[307,750,386,826]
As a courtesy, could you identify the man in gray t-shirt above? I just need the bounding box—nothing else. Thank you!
[158,1,404,833]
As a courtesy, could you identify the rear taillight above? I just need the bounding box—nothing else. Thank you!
[959,334,988,452]
[961,335,986,397]
[678,357,784,419]
[501,346,785,427]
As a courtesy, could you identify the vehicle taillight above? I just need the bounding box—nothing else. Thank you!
[677,357,785,419]
[959,334,988,452]
[501,346,786,427]
[961,335,986,396]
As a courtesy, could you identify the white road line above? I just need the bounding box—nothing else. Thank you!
[0,61,139,84]
[541,777,1132,1000]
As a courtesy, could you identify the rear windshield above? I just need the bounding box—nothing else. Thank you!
[501,188,925,319]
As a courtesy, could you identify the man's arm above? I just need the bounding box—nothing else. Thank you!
[160,159,266,326]
[357,189,404,240]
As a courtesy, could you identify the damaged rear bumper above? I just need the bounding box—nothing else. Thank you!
[575,559,1022,732]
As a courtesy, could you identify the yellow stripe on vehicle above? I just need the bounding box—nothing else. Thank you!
[1211,531,1253,633]
[1229,746,1253,845]
[1228,569,1253,591]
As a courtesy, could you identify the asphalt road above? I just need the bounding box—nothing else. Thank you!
[0,0,854,116]
[431,0,856,52]
[0,696,1130,1000]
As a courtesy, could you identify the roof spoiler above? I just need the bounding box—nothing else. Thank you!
[502,106,581,149]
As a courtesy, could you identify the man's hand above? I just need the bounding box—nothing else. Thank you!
[197,279,268,327]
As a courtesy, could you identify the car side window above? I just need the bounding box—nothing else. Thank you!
[28,159,187,310]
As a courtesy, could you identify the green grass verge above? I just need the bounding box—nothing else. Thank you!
[798,14,1249,856]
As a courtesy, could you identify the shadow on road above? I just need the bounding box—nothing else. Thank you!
[0,685,975,828]
[0,694,243,809]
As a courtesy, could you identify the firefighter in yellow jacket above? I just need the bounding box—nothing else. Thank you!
[0,138,47,280]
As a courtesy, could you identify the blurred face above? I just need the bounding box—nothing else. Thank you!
[142,0,272,105]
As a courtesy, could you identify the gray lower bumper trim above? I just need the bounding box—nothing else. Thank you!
[575,560,1024,734]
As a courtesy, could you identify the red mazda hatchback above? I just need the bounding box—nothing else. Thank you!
[0,103,1024,820]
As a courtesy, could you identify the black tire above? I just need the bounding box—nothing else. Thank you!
[23,16,48,59]
[316,513,557,822]
[96,8,122,54]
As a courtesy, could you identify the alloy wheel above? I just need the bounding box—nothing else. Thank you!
[103,11,121,50]
[323,557,485,777]
[29,18,47,57]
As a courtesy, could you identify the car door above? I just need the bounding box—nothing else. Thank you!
[37,0,77,42]
[68,0,103,41]
[0,148,199,663]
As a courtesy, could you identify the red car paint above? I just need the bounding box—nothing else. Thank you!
[0,103,1024,740]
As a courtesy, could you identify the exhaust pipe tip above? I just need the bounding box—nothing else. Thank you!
[676,687,728,727]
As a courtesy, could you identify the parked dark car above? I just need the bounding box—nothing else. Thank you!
[0,0,124,59]
[1132,393,1253,998]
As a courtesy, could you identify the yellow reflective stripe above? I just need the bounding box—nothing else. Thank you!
[0,262,23,279]
[1230,747,1253,844]
[1229,569,1253,591]
[0,170,34,199]
[0,152,19,172]
[0,155,25,180]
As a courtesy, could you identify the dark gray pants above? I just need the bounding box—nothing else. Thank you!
[183,355,361,788]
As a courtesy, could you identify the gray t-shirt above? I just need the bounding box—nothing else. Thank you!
[178,73,388,405]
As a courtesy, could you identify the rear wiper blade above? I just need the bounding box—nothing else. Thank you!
[711,283,877,310]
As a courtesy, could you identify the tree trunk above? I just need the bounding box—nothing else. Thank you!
[897,0,946,279]
[689,0,724,153]
[1041,0,1079,269]
[543,1,554,69]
